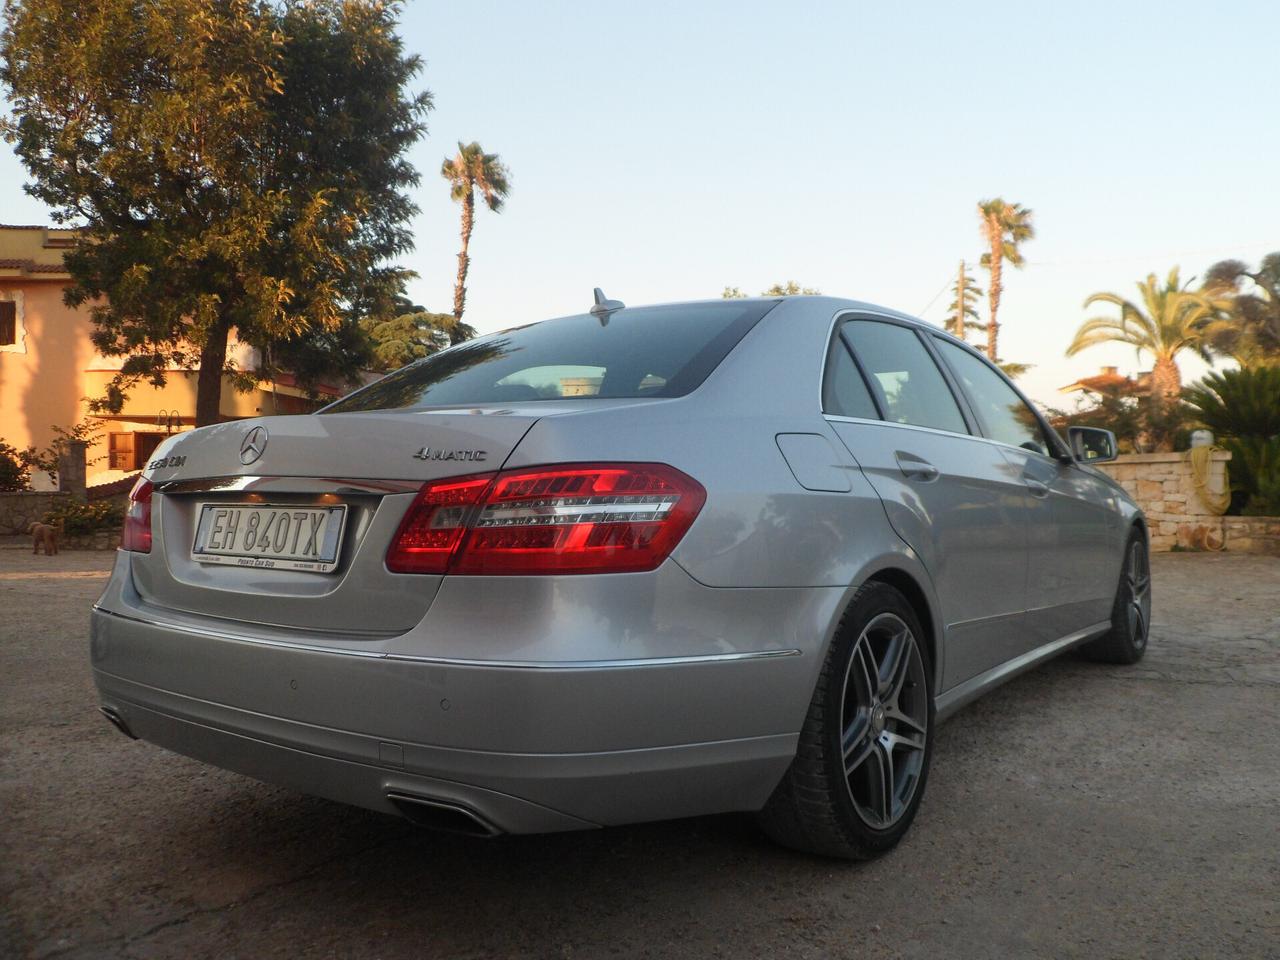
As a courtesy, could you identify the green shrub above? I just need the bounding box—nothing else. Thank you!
[1185,367,1280,438]
[0,440,31,492]
[1186,367,1280,514]
[43,500,125,536]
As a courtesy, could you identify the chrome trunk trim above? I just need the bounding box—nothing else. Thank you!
[153,475,423,496]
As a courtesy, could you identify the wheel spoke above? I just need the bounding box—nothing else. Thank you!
[842,713,874,775]
[882,728,925,754]
[879,628,913,701]
[1130,601,1147,644]
[871,742,894,824]
[851,631,877,703]
[884,705,926,737]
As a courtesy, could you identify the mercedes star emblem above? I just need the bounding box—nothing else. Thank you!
[239,425,269,465]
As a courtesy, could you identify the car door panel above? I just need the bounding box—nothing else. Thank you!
[830,421,1030,690]
[932,336,1117,648]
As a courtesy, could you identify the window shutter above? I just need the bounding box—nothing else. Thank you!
[0,301,15,346]
[109,433,135,471]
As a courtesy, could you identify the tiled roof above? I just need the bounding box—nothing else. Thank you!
[0,258,68,272]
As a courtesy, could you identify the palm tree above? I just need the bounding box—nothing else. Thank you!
[1202,253,1280,368]
[977,198,1035,362]
[441,142,510,330]
[1067,268,1218,405]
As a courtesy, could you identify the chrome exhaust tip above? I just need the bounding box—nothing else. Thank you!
[99,706,137,740]
[386,792,501,837]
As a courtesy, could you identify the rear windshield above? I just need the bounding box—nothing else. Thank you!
[323,300,777,412]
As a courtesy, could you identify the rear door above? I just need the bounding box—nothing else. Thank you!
[824,317,1032,690]
[931,337,1116,645]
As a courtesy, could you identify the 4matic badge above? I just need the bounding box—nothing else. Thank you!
[412,446,487,463]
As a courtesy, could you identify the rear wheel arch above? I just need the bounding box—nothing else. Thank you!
[862,567,939,692]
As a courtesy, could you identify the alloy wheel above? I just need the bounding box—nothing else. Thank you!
[839,613,929,829]
[1125,538,1151,650]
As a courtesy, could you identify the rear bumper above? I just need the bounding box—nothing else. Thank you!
[90,558,838,832]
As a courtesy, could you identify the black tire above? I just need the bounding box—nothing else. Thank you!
[758,581,934,860]
[1080,527,1151,665]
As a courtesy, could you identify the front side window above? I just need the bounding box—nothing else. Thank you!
[935,338,1050,456]
[840,320,967,434]
[324,301,777,413]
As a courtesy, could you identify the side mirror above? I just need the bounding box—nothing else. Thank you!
[1067,426,1118,463]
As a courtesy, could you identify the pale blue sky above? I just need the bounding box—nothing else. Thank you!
[3,0,1277,405]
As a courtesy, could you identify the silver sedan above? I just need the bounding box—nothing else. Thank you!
[92,294,1150,858]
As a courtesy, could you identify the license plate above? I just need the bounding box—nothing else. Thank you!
[192,503,347,573]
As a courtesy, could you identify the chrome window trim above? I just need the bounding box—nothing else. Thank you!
[93,606,801,670]
[818,308,979,439]
[824,412,1068,466]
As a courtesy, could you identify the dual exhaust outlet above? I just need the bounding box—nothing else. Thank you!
[386,792,501,837]
[100,707,499,837]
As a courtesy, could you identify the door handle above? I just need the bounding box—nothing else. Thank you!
[1024,478,1050,498]
[895,451,939,482]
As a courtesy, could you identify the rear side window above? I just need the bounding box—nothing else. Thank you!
[841,321,967,434]
[325,301,777,412]
[822,336,878,419]
[934,338,1050,456]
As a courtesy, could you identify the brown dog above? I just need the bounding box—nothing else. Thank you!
[28,521,59,556]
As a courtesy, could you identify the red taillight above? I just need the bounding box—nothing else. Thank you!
[121,477,153,553]
[385,474,494,573]
[386,463,705,576]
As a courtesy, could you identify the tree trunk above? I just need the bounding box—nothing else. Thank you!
[194,312,232,427]
[453,189,475,322]
[1150,356,1182,405]
[986,228,1002,362]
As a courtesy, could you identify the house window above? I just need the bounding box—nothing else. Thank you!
[108,433,135,471]
[0,300,16,346]
[109,431,168,471]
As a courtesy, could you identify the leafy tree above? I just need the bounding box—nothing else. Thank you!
[762,281,821,296]
[722,281,821,298]
[1067,268,1217,407]
[1046,388,1188,455]
[1,0,431,425]
[441,142,510,326]
[362,296,474,372]
[1203,253,1280,368]
[0,440,31,492]
[977,198,1034,362]
[945,261,985,341]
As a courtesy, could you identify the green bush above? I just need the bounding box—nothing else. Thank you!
[1186,367,1280,515]
[1185,367,1280,439]
[0,440,31,492]
[43,500,125,536]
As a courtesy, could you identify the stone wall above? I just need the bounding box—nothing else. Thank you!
[0,491,70,535]
[60,528,122,551]
[1094,451,1280,554]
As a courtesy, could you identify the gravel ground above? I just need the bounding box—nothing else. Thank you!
[1,549,1277,959]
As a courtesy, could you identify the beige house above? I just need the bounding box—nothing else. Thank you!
[0,224,338,486]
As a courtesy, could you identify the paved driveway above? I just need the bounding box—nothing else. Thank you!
[1,550,1276,959]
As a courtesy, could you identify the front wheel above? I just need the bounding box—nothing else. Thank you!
[1080,527,1151,665]
[758,582,934,859]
